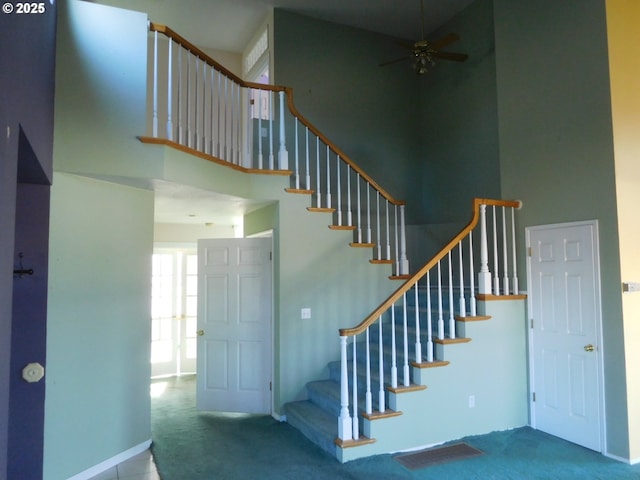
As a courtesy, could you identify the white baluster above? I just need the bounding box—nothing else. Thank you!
[336,156,342,226]
[478,204,491,294]
[394,205,400,276]
[177,47,183,144]
[257,91,263,168]
[236,84,242,164]
[294,121,300,189]
[203,62,209,155]
[268,90,274,169]
[227,79,236,163]
[402,293,410,387]
[458,242,466,317]
[347,165,352,227]
[315,138,321,208]
[502,206,509,295]
[216,71,222,157]
[376,192,381,260]
[448,251,455,339]
[399,205,409,275]
[152,31,158,137]
[186,54,192,148]
[338,336,352,441]
[365,327,372,415]
[492,206,500,295]
[511,207,519,294]
[390,305,398,389]
[437,261,444,339]
[166,39,173,141]
[426,272,433,362]
[366,184,372,244]
[356,174,362,243]
[243,87,252,167]
[414,284,422,363]
[469,231,477,316]
[352,337,359,440]
[223,76,229,159]
[209,68,218,156]
[325,145,331,209]
[194,58,199,151]
[385,201,391,260]
[278,90,288,170]
[305,127,310,190]
[378,316,385,412]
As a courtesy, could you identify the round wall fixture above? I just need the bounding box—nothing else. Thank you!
[22,362,45,383]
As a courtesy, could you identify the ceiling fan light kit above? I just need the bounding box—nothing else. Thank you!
[380,0,468,75]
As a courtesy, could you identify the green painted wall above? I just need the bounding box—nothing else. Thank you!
[44,174,154,479]
[157,147,398,413]
[493,0,627,458]
[418,0,502,223]
[54,0,159,180]
[272,9,422,222]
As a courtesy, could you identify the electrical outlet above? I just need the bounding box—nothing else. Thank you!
[301,308,311,319]
[468,395,475,408]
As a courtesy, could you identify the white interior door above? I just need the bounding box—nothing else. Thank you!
[196,238,272,414]
[527,221,603,451]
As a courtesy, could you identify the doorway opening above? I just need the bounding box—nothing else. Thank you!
[151,248,198,378]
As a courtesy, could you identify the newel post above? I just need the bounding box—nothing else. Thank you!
[278,91,289,170]
[478,203,492,294]
[399,205,409,275]
[338,336,353,441]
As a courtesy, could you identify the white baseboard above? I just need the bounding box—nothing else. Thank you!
[272,411,286,422]
[604,451,637,464]
[67,439,152,480]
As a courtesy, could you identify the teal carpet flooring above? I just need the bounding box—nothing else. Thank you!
[151,376,640,479]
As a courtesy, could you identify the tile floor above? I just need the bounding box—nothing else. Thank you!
[87,450,161,480]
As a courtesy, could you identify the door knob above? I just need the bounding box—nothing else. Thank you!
[197,330,204,336]
[584,344,595,352]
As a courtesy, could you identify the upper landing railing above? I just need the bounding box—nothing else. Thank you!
[142,23,409,275]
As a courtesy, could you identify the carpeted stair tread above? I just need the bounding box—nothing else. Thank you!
[284,399,337,457]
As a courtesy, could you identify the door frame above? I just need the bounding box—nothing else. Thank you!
[525,219,606,452]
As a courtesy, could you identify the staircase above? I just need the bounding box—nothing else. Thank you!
[143,23,529,463]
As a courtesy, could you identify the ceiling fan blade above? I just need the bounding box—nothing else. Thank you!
[429,33,460,51]
[431,51,468,62]
[379,56,413,67]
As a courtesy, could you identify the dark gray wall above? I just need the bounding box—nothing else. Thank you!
[493,0,627,458]
[418,0,502,223]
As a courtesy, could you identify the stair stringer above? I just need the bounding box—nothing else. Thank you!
[337,297,529,462]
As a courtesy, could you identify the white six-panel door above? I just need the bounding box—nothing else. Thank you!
[196,238,272,414]
[527,221,603,451]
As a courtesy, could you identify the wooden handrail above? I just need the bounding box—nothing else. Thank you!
[284,87,405,206]
[339,198,521,336]
[149,22,405,207]
[149,23,285,92]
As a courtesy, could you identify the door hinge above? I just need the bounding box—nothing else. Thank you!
[269,251,272,261]
[269,381,272,391]
[530,318,534,329]
[532,392,536,402]
[528,246,533,257]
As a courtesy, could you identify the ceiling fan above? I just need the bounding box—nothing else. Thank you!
[380,0,468,75]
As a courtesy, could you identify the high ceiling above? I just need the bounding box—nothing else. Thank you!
[91,0,476,53]
[88,0,475,226]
